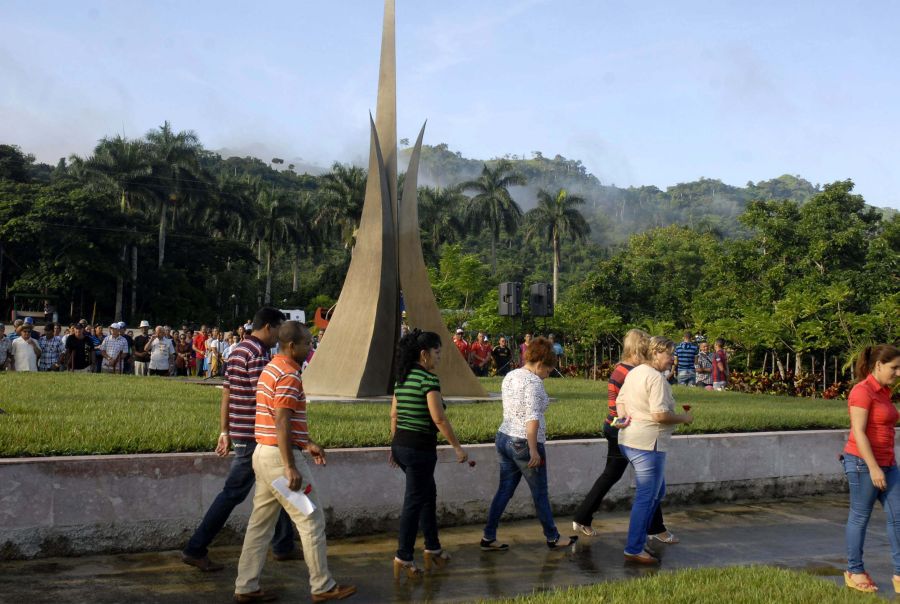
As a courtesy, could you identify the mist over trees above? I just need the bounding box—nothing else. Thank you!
[1,131,897,391]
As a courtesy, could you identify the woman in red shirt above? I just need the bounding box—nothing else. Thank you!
[842,344,900,593]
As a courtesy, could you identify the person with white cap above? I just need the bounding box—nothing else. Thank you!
[452,328,469,361]
[10,324,41,371]
[99,323,128,373]
[133,321,152,376]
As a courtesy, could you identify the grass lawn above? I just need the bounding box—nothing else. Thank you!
[486,566,874,603]
[0,373,850,457]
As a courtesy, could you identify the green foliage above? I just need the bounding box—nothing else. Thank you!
[429,244,490,312]
[491,566,874,604]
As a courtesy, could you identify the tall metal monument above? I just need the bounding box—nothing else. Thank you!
[303,1,487,398]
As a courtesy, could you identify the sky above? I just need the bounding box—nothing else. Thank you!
[3,1,899,208]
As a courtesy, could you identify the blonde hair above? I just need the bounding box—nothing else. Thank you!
[646,336,675,358]
[621,329,650,363]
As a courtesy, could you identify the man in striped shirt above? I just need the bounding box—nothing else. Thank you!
[182,307,298,572]
[234,321,356,603]
[673,332,699,386]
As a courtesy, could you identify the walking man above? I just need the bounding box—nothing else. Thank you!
[182,307,298,571]
[234,321,356,603]
[674,331,699,386]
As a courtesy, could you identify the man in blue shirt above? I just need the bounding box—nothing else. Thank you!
[673,332,700,386]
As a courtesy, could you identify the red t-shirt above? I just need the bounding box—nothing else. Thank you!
[193,333,207,359]
[454,337,469,358]
[470,341,491,366]
[605,363,634,424]
[844,374,898,466]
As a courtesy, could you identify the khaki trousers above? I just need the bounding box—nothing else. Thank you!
[235,444,335,596]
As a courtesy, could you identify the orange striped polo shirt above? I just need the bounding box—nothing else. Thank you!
[255,354,308,448]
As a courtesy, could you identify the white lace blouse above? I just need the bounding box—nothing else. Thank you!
[498,368,550,443]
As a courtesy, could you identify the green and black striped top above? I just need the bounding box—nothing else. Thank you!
[392,365,443,450]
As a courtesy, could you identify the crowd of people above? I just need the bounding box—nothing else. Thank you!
[6,305,897,599]
[0,317,268,378]
[446,328,731,390]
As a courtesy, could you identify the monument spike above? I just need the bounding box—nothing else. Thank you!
[302,115,398,397]
[305,1,487,398]
[400,123,488,396]
[375,0,398,230]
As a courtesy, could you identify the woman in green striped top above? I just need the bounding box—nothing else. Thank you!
[390,329,468,579]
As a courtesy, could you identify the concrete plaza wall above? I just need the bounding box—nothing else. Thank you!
[0,430,857,559]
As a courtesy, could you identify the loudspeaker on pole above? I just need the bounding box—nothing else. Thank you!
[498,282,522,316]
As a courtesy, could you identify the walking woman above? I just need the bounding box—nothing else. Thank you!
[842,344,900,593]
[618,336,693,564]
[390,329,468,578]
[571,329,678,543]
[481,336,577,551]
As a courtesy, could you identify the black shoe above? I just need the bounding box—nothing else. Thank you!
[547,535,578,549]
[480,539,509,552]
[181,552,224,572]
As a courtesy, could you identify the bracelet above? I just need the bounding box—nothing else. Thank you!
[219,432,228,437]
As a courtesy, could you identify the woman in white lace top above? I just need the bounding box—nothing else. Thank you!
[480,337,577,551]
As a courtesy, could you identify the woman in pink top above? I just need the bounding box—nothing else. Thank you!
[842,344,900,593]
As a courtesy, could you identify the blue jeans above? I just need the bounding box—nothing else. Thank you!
[483,431,559,543]
[677,371,696,386]
[572,424,667,534]
[184,440,295,558]
[620,444,667,555]
[842,453,900,575]
[391,445,440,562]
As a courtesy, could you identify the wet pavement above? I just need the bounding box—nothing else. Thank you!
[0,495,891,603]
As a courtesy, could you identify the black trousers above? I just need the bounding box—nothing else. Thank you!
[572,423,666,534]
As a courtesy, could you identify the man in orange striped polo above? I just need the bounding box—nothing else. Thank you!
[234,321,356,604]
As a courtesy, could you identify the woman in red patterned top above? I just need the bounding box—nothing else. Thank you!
[571,329,677,543]
[842,344,900,593]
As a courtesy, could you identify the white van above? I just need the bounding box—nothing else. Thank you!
[280,309,306,323]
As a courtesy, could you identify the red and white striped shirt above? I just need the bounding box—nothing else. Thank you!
[224,335,271,442]
[255,354,308,448]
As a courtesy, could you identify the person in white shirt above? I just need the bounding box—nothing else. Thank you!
[99,324,128,373]
[205,327,225,377]
[10,326,41,372]
[481,336,577,551]
[617,336,694,564]
[146,325,175,376]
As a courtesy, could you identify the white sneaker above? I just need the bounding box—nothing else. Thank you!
[572,521,598,537]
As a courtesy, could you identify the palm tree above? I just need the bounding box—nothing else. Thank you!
[524,188,591,305]
[461,160,526,273]
[79,136,153,320]
[255,188,300,305]
[316,162,367,249]
[289,192,323,293]
[417,185,466,261]
[144,121,203,268]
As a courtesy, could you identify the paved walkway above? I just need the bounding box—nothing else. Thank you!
[0,495,890,603]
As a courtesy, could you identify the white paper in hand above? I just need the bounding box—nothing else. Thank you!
[272,476,316,516]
